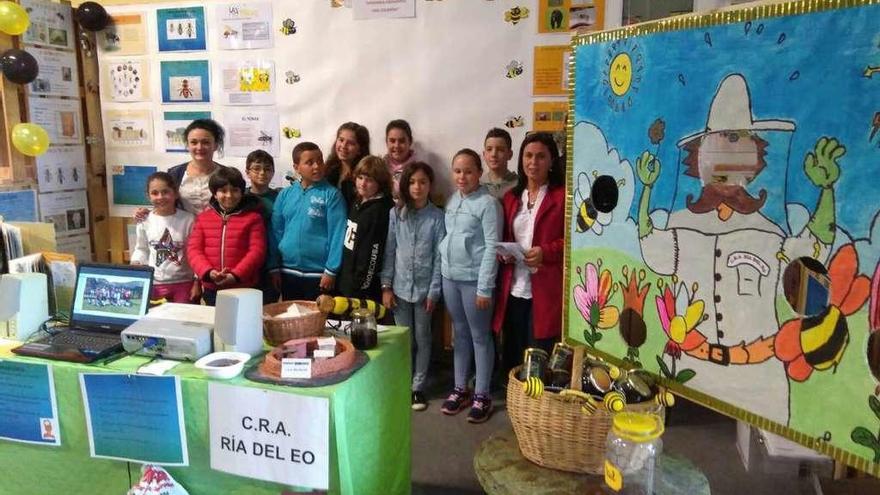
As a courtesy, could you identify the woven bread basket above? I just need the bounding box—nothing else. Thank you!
[507,367,663,474]
[262,300,327,345]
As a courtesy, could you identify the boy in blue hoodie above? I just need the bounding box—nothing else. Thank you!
[270,142,347,301]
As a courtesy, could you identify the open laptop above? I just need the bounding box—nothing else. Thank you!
[13,263,154,363]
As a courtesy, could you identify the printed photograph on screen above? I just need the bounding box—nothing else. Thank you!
[80,276,145,316]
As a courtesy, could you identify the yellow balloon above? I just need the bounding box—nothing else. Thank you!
[11,123,50,157]
[0,1,30,36]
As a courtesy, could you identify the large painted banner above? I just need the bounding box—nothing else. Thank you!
[566,1,880,474]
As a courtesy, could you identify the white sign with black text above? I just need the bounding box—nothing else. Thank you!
[208,383,329,489]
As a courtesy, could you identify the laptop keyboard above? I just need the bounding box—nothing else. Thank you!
[50,331,121,353]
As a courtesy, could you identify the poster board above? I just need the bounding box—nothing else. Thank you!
[97,1,571,216]
[566,0,880,475]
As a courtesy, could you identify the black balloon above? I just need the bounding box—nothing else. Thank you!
[75,2,110,32]
[1,49,39,85]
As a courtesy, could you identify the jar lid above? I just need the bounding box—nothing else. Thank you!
[350,307,372,317]
[611,412,664,441]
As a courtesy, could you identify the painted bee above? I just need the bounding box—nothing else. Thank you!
[775,244,870,381]
[282,127,301,139]
[280,18,297,36]
[504,115,524,129]
[257,131,273,146]
[285,71,301,84]
[504,7,530,25]
[574,171,612,235]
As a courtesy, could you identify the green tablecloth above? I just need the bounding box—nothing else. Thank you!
[0,327,411,495]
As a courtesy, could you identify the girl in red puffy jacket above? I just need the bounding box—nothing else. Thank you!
[187,167,266,306]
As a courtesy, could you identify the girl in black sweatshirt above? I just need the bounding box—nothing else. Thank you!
[338,155,394,301]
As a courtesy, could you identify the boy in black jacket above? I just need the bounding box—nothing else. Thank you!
[338,156,394,301]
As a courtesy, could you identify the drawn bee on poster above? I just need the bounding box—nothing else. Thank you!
[258,131,273,146]
[506,60,523,79]
[574,172,614,235]
[280,18,297,36]
[504,115,524,128]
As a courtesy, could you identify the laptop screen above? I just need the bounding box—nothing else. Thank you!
[70,263,154,331]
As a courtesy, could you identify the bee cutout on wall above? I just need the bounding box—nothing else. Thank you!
[257,131,273,146]
[505,6,529,25]
[285,71,301,84]
[282,127,301,139]
[504,115,524,128]
[280,18,297,36]
[506,60,523,79]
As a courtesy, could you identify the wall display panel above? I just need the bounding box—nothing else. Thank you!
[566,1,880,475]
[98,1,569,214]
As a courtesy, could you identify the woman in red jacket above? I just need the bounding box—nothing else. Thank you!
[187,167,266,306]
[492,132,565,375]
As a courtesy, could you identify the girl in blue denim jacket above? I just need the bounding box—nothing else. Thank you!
[438,149,501,423]
[380,162,445,411]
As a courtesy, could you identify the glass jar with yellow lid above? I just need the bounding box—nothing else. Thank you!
[603,411,664,494]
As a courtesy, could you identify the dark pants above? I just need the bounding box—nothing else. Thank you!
[260,271,280,305]
[202,288,217,307]
[280,273,322,302]
[502,295,555,376]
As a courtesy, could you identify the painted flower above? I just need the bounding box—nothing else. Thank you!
[775,244,870,382]
[870,261,880,332]
[574,261,619,329]
[618,266,651,348]
[656,277,705,358]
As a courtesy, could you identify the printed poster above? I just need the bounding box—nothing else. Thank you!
[163,111,211,152]
[39,190,89,236]
[35,145,87,193]
[0,190,38,222]
[105,109,154,150]
[161,60,210,103]
[56,234,92,262]
[98,12,148,56]
[216,2,273,50]
[570,0,604,33]
[209,383,329,489]
[102,58,150,103]
[219,60,275,105]
[353,0,415,20]
[20,0,75,51]
[109,164,156,216]
[28,47,79,98]
[27,97,83,145]
[0,361,61,446]
[157,6,207,52]
[223,110,279,157]
[80,373,188,465]
[538,0,569,33]
[533,45,570,96]
[532,101,568,132]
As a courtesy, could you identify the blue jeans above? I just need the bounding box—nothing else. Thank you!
[442,278,494,396]
[394,298,433,392]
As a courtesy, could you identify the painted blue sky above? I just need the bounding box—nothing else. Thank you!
[573,4,880,243]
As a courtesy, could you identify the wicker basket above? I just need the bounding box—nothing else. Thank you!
[507,367,662,475]
[262,300,327,345]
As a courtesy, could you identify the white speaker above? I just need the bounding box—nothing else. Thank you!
[213,288,264,356]
[0,272,49,341]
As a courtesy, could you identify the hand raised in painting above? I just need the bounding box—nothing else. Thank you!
[804,137,844,189]
[636,151,660,187]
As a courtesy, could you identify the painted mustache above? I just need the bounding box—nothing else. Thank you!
[686,183,767,215]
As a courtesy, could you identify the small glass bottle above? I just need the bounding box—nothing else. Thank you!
[349,307,377,350]
[603,412,664,495]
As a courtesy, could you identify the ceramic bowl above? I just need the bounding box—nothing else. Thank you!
[194,352,251,379]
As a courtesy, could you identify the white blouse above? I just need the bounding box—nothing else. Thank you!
[510,185,546,299]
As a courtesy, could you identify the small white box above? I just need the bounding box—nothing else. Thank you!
[313,349,335,359]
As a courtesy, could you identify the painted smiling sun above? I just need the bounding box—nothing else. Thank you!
[602,38,643,112]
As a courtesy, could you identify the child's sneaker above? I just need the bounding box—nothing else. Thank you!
[440,387,471,415]
[467,394,493,423]
[411,391,427,411]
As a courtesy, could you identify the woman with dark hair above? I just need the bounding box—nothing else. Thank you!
[492,132,566,375]
[325,122,370,206]
[167,119,228,214]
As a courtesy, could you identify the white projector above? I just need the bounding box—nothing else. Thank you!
[121,317,212,361]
